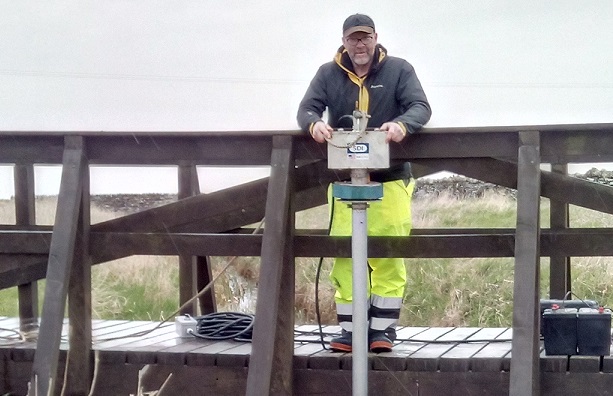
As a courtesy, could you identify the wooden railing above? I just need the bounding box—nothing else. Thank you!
[1,124,613,395]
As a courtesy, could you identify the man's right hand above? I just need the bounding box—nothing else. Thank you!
[310,121,333,143]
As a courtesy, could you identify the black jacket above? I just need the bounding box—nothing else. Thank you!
[297,44,432,181]
[297,44,431,133]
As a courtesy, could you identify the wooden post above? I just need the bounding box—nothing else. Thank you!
[549,164,571,299]
[510,131,541,396]
[14,163,39,332]
[29,136,86,396]
[177,164,217,315]
[246,136,295,395]
[178,164,198,315]
[62,154,92,395]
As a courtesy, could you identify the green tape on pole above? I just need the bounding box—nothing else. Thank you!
[332,182,383,201]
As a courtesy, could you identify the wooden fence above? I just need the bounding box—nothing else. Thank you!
[1,124,613,395]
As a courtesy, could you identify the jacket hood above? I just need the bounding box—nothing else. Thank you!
[334,44,388,76]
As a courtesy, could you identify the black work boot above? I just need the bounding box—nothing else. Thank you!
[369,330,393,353]
[330,330,352,352]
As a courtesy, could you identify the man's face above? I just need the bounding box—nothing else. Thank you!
[343,31,378,67]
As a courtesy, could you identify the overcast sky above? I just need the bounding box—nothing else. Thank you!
[1,1,612,198]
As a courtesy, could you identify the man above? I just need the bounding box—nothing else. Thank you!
[297,13,431,353]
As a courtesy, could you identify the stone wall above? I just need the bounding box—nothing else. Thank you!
[413,167,613,200]
[89,168,613,211]
[414,176,514,200]
[577,168,613,186]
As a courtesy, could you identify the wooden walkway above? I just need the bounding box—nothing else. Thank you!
[1,317,611,395]
[3,128,613,394]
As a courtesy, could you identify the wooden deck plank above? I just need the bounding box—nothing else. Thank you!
[91,319,132,334]
[402,326,457,371]
[387,340,426,356]
[302,324,342,345]
[370,353,407,372]
[298,325,345,370]
[340,351,388,371]
[405,327,458,372]
[0,320,132,360]
[400,327,483,372]
[0,317,19,327]
[91,320,152,342]
[118,325,179,365]
[440,341,488,359]
[406,343,456,371]
[366,327,429,370]
[408,326,455,341]
[304,347,345,370]
[0,317,29,342]
[466,327,508,341]
[471,328,514,372]
[92,322,171,365]
[436,327,500,371]
[115,324,176,350]
[395,326,429,340]
[292,324,334,369]
[123,330,186,354]
[439,343,489,372]
[0,332,18,344]
[294,324,325,343]
[136,333,220,366]
[94,327,175,364]
[150,338,204,365]
[367,327,427,371]
[92,321,167,348]
[8,320,68,362]
[186,340,246,367]
[216,342,252,367]
[436,327,481,341]
[293,342,327,369]
[3,318,613,395]
[498,328,513,340]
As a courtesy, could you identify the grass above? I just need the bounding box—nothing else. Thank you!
[1,188,612,328]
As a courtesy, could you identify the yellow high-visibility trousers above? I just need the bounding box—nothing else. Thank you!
[328,179,414,332]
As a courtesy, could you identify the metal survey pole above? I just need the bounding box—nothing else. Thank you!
[350,169,370,396]
[328,110,388,396]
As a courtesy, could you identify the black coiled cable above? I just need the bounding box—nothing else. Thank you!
[190,312,254,342]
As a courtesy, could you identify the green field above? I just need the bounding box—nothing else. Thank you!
[1,188,612,328]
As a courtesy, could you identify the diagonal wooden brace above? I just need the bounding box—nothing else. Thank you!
[246,135,295,396]
[30,136,88,396]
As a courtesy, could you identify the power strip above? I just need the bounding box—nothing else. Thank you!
[175,315,197,337]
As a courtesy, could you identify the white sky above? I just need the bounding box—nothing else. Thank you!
[1,1,612,198]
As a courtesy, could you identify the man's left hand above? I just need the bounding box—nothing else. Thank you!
[379,122,406,143]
